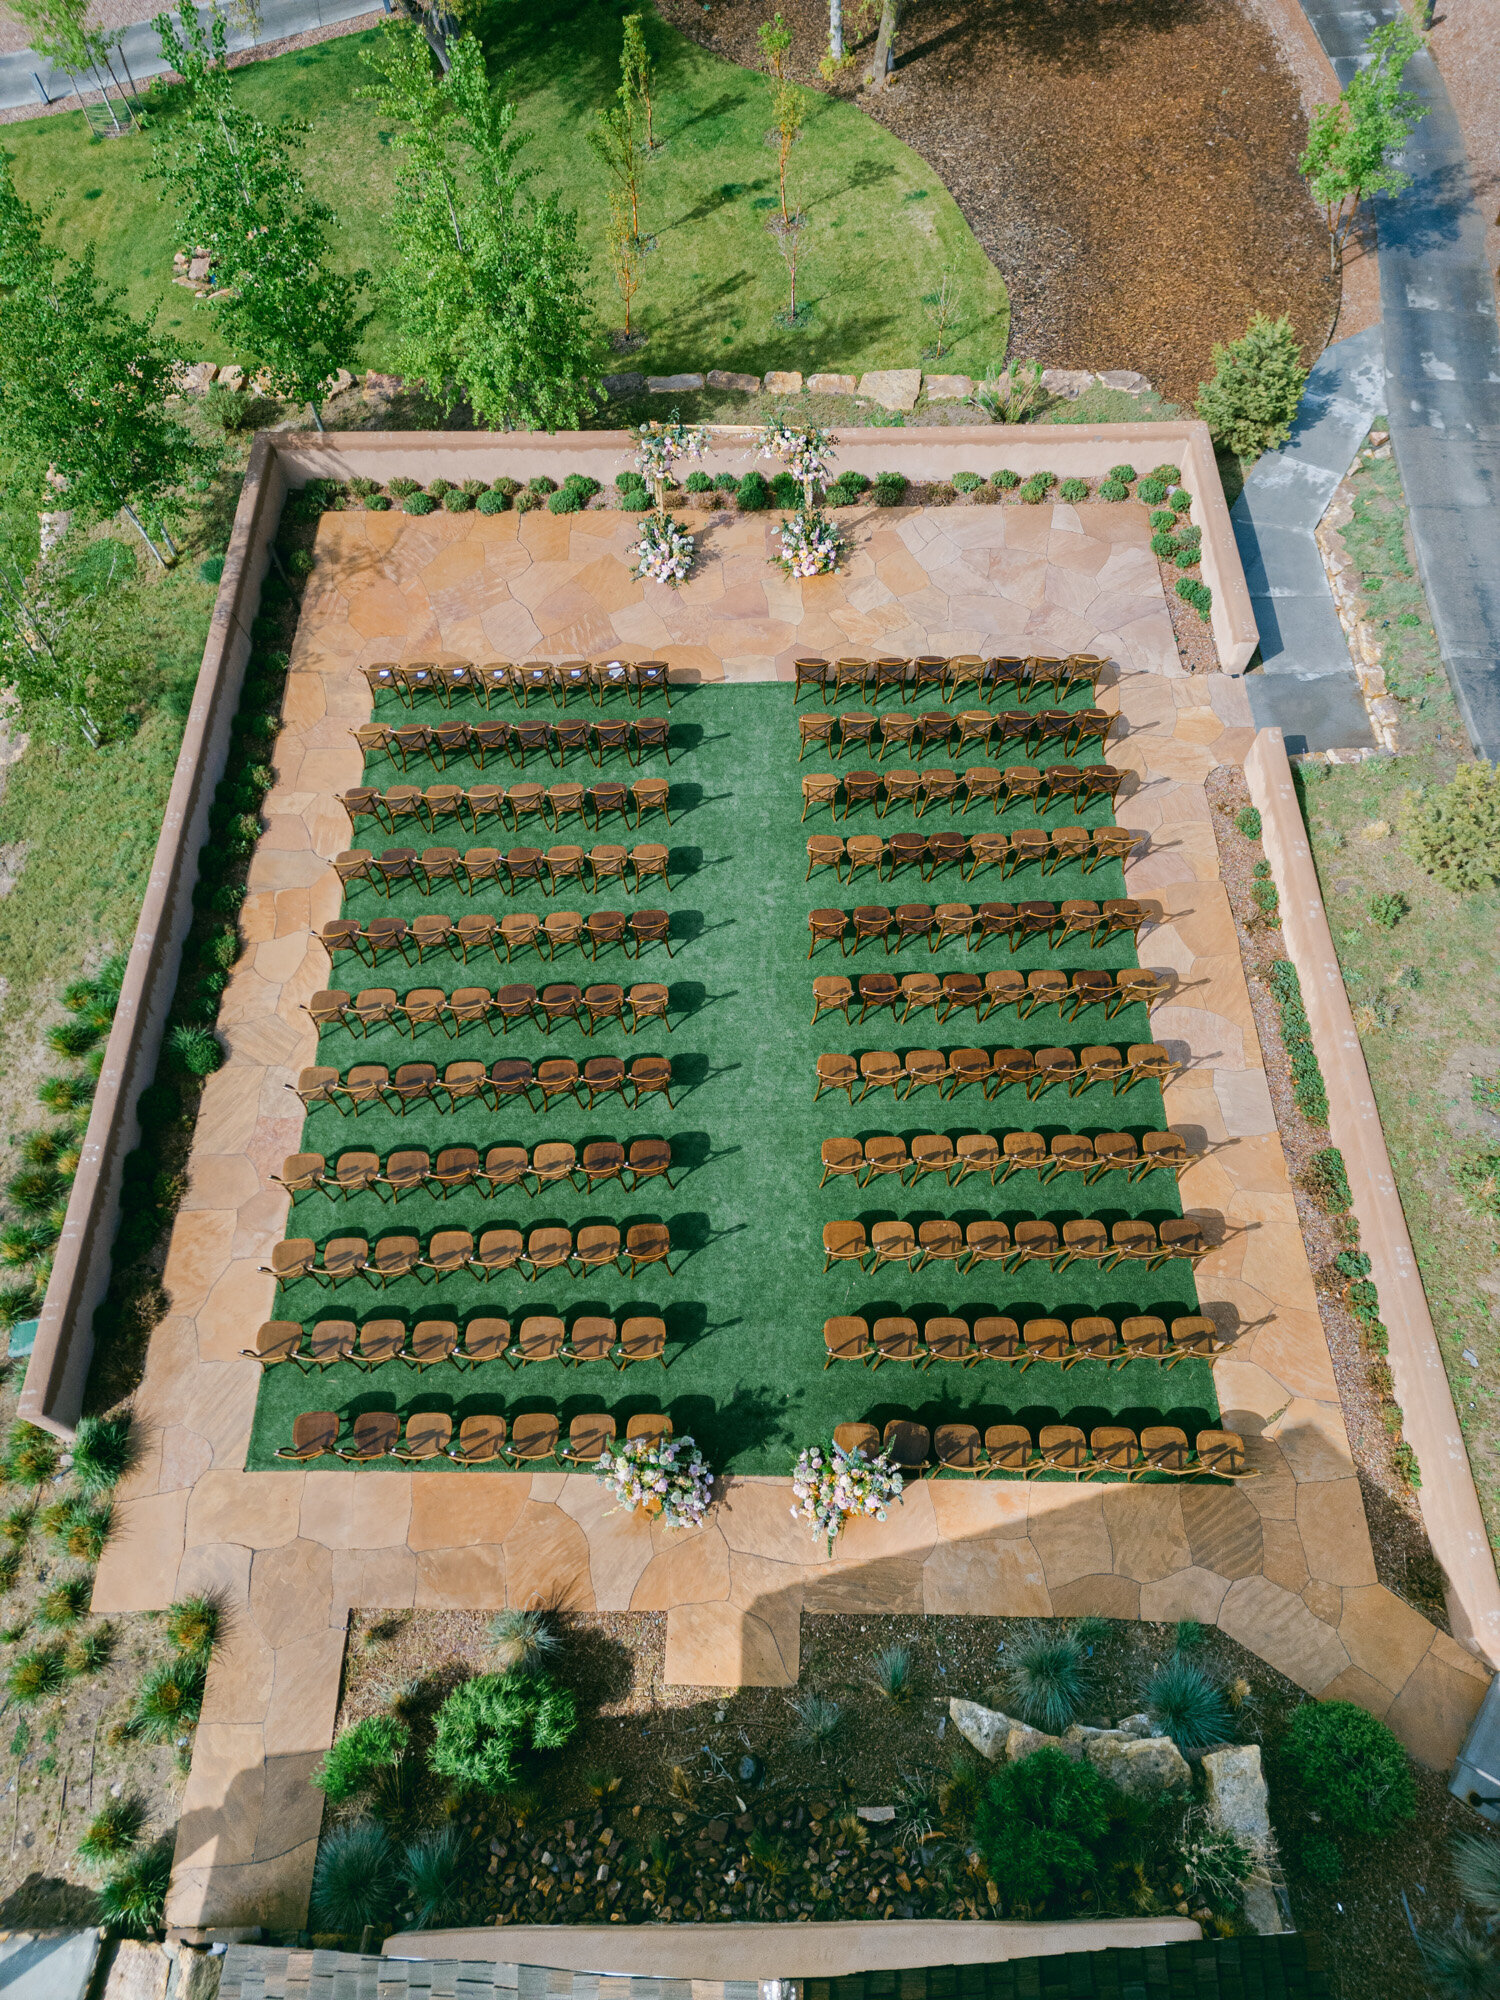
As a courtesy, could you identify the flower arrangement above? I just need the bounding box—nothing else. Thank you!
[629,510,697,587]
[791,1439,904,1550]
[775,507,844,579]
[598,1433,714,1528]
[756,419,838,511]
[630,418,710,510]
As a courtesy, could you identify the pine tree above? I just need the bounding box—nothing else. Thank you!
[1194,313,1309,460]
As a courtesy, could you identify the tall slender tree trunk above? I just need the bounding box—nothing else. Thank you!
[122,505,167,567]
[309,400,325,432]
[866,0,901,88]
[829,0,843,61]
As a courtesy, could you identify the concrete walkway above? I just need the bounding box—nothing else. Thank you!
[1294,0,1500,761]
[1234,324,1384,755]
[0,0,378,114]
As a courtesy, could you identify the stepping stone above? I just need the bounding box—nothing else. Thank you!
[763,370,803,394]
[647,373,704,393]
[601,372,646,398]
[708,370,759,392]
[858,368,921,411]
[807,373,857,395]
[1040,369,1093,399]
[1098,369,1151,393]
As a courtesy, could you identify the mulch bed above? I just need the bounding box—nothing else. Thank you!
[1204,766,1447,1629]
[659,0,1337,403]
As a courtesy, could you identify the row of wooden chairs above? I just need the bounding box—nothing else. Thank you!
[792,655,1102,707]
[807,899,1148,958]
[823,1312,1228,1371]
[352,722,676,779]
[249,1313,668,1374]
[336,844,673,901]
[275,1138,674,1204]
[266,1221,676,1290]
[305,981,672,1041]
[278,1406,674,1467]
[321,908,673,969]
[798,708,1110,764]
[814,1044,1176,1105]
[806,828,1134,885]
[811,968,1167,1028]
[820,1214,1208,1276]
[341,786,678,843]
[833,1418,1252,1481]
[810,765,1128,820]
[291,1054,675,1117]
[363,659,671,710]
[819,1129,1195,1190]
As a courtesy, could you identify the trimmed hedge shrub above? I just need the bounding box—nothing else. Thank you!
[1170,487,1193,514]
[1268,959,1328,1121]
[769,471,801,509]
[1059,478,1089,504]
[429,1671,577,1793]
[1176,577,1213,618]
[492,477,521,497]
[1107,463,1137,484]
[1285,1700,1415,1838]
[441,488,472,512]
[685,472,714,493]
[952,472,986,494]
[403,493,437,516]
[527,476,558,495]
[735,472,771,512]
[476,491,509,515]
[972,1749,1115,1914]
[1136,477,1167,504]
[1096,479,1129,502]
[992,469,1021,490]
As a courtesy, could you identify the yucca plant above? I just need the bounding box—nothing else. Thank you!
[9,1642,67,1704]
[166,1594,219,1663]
[868,1642,915,1704]
[893,1770,939,1846]
[71,1415,136,1497]
[1001,1625,1093,1734]
[77,1795,146,1872]
[128,1655,206,1742]
[487,1607,559,1673]
[309,1819,397,1934]
[399,1825,466,1928]
[98,1838,173,1936]
[36,1574,92,1629]
[1145,1658,1231,1752]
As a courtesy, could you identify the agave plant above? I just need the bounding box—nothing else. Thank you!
[1000,1625,1093,1734]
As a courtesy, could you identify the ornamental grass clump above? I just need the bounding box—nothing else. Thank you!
[70,1414,136,1496]
[128,1655,206,1743]
[312,1714,412,1805]
[77,1795,146,1872]
[1144,1657,1231,1751]
[1000,1623,1092,1733]
[488,1607,560,1674]
[8,1642,67,1704]
[868,1642,915,1704]
[166,1594,220,1664]
[400,1824,466,1928]
[310,1819,397,1933]
[98,1838,174,1937]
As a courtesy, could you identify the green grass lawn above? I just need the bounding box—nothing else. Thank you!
[2,0,1008,382]
[246,680,1216,1476]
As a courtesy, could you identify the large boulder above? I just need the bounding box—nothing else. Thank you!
[948,1697,1012,1761]
[858,368,922,412]
[1203,1743,1285,1935]
[1084,1734,1192,1797]
[1007,1723,1079,1762]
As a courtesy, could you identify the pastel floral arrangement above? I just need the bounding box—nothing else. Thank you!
[597,1432,713,1528]
[756,418,838,507]
[629,510,697,587]
[775,507,844,579]
[630,418,711,509]
[790,1438,904,1550]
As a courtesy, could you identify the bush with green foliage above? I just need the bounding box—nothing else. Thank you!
[1136,477,1167,505]
[166,1024,223,1077]
[972,1748,1115,1913]
[77,1795,146,1873]
[547,474,602,515]
[614,471,646,492]
[488,1607,560,1673]
[1150,529,1178,559]
[401,1824,467,1927]
[873,472,909,507]
[429,1671,577,1793]
[1176,577,1213,618]
[527,476,557,495]
[1170,487,1192,514]
[166,1594,219,1663]
[1369,891,1407,930]
[992,469,1021,490]
[1285,1699,1415,1837]
[441,487,472,512]
[769,470,801,509]
[868,1642,914,1703]
[1018,473,1052,504]
[1059,478,1089,504]
[36,1575,91,1628]
[1107,463,1136,484]
[1001,1625,1092,1733]
[1268,958,1329,1121]
[71,1414,135,1496]
[1195,312,1309,458]
[1398,762,1500,892]
[9,1641,67,1703]
[313,1714,412,1805]
[1096,478,1129,502]
[476,490,508,515]
[1306,1145,1353,1213]
[1456,1150,1500,1227]
[685,472,714,493]
[128,1655,206,1743]
[1235,806,1263,841]
[1144,1658,1230,1751]
[98,1838,174,1936]
[402,493,437,516]
[951,472,985,494]
[310,1818,397,1933]
[1300,1831,1343,1883]
[736,471,772,512]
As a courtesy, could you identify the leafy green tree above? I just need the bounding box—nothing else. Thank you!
[1300,17,1425,269]
[621,14,659,152]
[150,2,370,429]
[590,96,643,244]
[0,155,201,570]
[428,1671,577,1793]
[1194,313,1309,460]
[362,24,597,430]
[0,542,136,747]
[7,0,130,129]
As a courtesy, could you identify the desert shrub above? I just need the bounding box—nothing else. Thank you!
[992,468,1021,490]
[1173,1618,1205,1652]
[429,1672,577,1793]
[1170,487,1192,514]
[1176,577,1213,618]
[1195,312,1308,458]
[1151,529,1178,559]
[1144,1658,1230,1751]
[685,471,713,492]
[128,1655,206,1743]
[1235,806,1262,840]
[77,1795,145,1872]
[1370,888,1409,934]
[1306,1145,1352,1213]
[2,1421,59,1487]
[972,1748,1114,1913]
[868,1643,914,1703]
[1059,478,1089,503]
[790,1689,843,1748]
[476,490,508,514]
[313,1714,412,1805]
[1150,462,1180,483]
[1018,473,1051,504]
[1107,463,1136,484]
[1174,1817,1253,1914]
[441,488,472,512]
[491,477,521,497]
[1096,478,1129,502]
[67,1624,114,1676]
[952,471,985,494]
[1418,1927,1500,1998]
[71,1415,135,1496]
[1336,1248,1372,1281]
[310,1819,397,1933]
[1399,762,1500,892]
[769,471,801,509]
[736,472,772,512]
[1136,477,1167,504]
[426,479,453,498]
[614,471,646,492]
[166,1595,219,1663]
[9,1642,67,1703]
[98,1838,174,1936]
[402,493,436,515]
[1285,1699,1415,1837]
[1001,1624,1092,1733]
[400,1825,467,1927]
[1268,958,1328,1122]
[1149,508,1176,531]
[547,486,585,514]
[621,489,653,513]
[527,476,557,494]
[1456,1150,1500,1225]
[873,472,908,506]
[388,477,420,499]
[488,1608,559,1673]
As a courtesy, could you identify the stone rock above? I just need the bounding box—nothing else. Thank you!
[923,374,973,400]
[856,1804,896,1822]
[1202,1745,1284,1935]
[217,363,245,393]
[949,1697,1012,1761]
[1369,697,1402,727]
[1084,1734,1192,1797]
[858,368,921,412]
[327,367,355,396]
[176,1952,224,2000]
[1040,369,1095,400]
[601,372,646,399]
[104,1940,170,2000]
[172,250,188,270]
[763,370,804,395]
[187,253,211,283]
[647,373,705,393]
[1115,1712,1154,1737]
[1062,1715,1152,1750]
[179,361,217,394]
[1007,1723,1077,1762]
[807,373,857,395]
[365,370,402,397]
[1098,369,1150,393]
[707,370,760,393]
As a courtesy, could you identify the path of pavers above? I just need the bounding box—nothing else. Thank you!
[88,501,1489,1932]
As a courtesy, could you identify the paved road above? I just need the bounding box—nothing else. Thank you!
[1236,324,1384,754]
[1295,0,1500,762]
[0,0,379,112]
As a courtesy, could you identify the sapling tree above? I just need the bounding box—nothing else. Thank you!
[0,547,134,748]
[767,208,808,324]
[590,96,643,243]
[361,24,597,430]
[0,155,201,566]
[759,15,803,232]
[1300,16,1425,269]
[607,191,642,340]
[621,13,659,152]
[7,0,127,128]
[866,0,902,88]
[151,2,370,429]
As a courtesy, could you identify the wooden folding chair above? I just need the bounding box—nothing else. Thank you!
[380,1148,431,1202]
[926,1319,975,1369]
[1069,1317,1119,1367]
[1195,1430,1256,1479]
[1086,1427,1140,1479]
[861,1135,909,1187]
[950,1134,998,1186]
[983,1424,1034,1476]
[508,1412,561,1466]
[962,1219,1013,1273]
[883,1417,932,1472]
[1037,1424,1088,1477]
[567,1313,618,1361]
[448,1414,507,1467]
[823,1315,871,1367]
[1140,1426,1192,1476]
[870,1221,918,1273]
[513,1314,563,1364]
[1169,1316,1231,1366]
[808,907,847,958]
[870,1317,923,1368]
[880,769,921,816]
[618,1316,667,1369]
[794,658,831,705]
[811,976,853,1028]
[241,1320,305,1371]
[277,1411,341,1462]
[822,1221,867,1272]
[814,1053,858,1103]
[1117,1315,1169,1367]
[629,1054,673,1108]
[934,1423,983,1473]
[339,1410,401,1464]
[405,1320,459,1371]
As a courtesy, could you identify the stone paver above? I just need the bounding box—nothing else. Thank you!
[88,497,1487,1933]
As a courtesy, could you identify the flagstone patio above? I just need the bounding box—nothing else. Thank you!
[88,498,1490,1933]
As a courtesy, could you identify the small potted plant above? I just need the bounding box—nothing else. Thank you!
[791,1437,904,1551]
[597,1432,714,1528]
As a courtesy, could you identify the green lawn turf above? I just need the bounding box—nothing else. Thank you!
[245,679,1217,1476]
[1,0,1008,382]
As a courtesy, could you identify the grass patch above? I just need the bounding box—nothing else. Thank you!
[247,681,1214,1474]
[3,0,1007,381]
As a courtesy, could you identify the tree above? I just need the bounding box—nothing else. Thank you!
[827,0,844,63]
[1195,313,1309,460]
[150,2,370,429]
[0,155,202,567]
[361,23,598,431]
[6,0,129,128]
[0,541,137,748]
[758,15,802,225]
[621,13,659,152]
[590,96,643,243]
[1300,16,1425,269]
[607,191,642,340]
[767,209,807,324]
[865,0,901,89]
